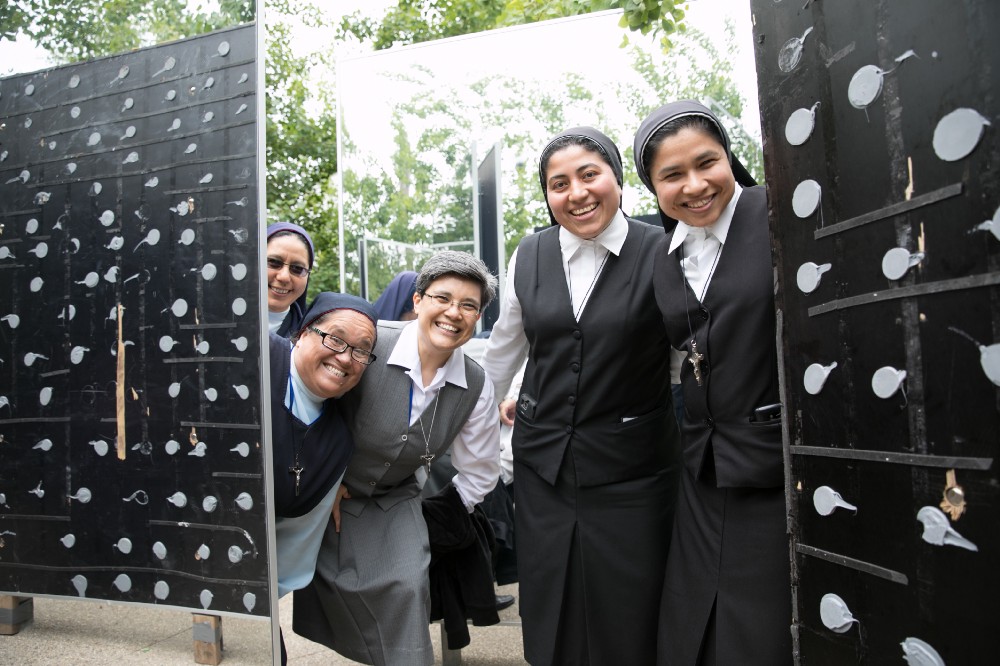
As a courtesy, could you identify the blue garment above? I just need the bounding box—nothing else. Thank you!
[276,477,342,597]
[268,333,352,518]
[373,271,417,320]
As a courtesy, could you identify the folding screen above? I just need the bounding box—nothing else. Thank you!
[0,23,271,619]
[751,0,999,662]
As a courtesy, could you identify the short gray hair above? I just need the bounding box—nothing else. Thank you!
[414,250,498,308]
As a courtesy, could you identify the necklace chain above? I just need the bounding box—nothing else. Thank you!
[416,396,439,472]
[679,235,722,387]
[570,247,611,320]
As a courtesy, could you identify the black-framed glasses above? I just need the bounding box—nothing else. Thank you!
[421,292,481,316]
[267,257,310,278]
[308,326,376,365]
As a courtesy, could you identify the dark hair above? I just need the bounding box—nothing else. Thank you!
[414,250,499,308]
[640,115,727,183]
[540,135,622,194]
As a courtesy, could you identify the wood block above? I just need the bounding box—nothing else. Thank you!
[0,596,34,635]
[192,613,223,665]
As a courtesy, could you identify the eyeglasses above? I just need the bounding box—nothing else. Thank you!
[308,327,377,365]
[421,292,481,316]
[267,257,310,278]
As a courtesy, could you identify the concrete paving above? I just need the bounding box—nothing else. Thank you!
[0,583,527,665]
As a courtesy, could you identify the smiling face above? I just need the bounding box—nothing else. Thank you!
[648,126,736,228]
[544,144,622,240]
[266,234,310,312]
[412,275,482,366]
[292,310,375,399]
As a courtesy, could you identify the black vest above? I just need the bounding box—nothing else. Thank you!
[512,218,679,487]
[652,186,782,487]
[269,333,354,517]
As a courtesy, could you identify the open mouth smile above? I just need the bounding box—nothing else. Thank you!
[683,195,715,211]
[322,362,347,378]
[571,202,598,216]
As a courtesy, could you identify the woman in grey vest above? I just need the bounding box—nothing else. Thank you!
[293,250,501,666]
[634,100,791,665]
[482,127,682,665]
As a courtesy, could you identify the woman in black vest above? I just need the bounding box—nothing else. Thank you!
[482,127,682,665]
[633,100,791,665]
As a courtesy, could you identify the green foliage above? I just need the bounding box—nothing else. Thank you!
[263,8,341,296]
[339,19,762,291]
[1,1,252,61]
[339,0,685,51]
[2,0,758,301]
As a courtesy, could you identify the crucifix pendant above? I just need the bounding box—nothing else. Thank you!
[688,339,705,387]
[420,452,435,473]
[289,464,303,496]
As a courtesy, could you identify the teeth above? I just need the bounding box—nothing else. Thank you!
[437,322,459,333]
[323,363,346,378]
[270,286,290,295]
[686,197,712,208]
[571,203,598,215]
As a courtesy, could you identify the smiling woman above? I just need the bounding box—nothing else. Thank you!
[266,222,316,337]
[481,126,682,665]
[293,250,502,666]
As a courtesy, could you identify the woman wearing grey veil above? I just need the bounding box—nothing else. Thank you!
[633,100,791,665]
[482,127,682,665]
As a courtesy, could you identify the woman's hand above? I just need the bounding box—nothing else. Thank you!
[332,485,352,533]
[499,398,516,426]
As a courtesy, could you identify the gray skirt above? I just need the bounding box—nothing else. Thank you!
[293,495,433,666]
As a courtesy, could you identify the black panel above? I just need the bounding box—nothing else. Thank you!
[752,0,999,662]
[477,145,501,331]
[0,24,269,618]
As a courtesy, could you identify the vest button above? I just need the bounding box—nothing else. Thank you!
[565,425,573,434]
[704,417,714,427]
[573,330,582,339]
[567,395,576,405]
[699,307,709,320]
[369,480,377,486]
[571,362,580,373]
[384,462,391,467]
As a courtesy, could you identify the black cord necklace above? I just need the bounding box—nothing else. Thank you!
[568,246,610,320]
[678,234,722,387]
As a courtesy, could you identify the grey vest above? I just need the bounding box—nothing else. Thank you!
[342,321,486,510]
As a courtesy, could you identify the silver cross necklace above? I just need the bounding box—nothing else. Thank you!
[679,235,722,387]
[408,384,439,473]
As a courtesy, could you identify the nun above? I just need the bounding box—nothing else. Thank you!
[293,251,501,666]
[481,127,682,665]
[633,100,791,665]
[269,291,378,662]
[372,270,418,321]
[266,222,315,337]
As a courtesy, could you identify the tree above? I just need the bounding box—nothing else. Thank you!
[340,19,761,298]
[2,1,253,61]
[338,0,687,52]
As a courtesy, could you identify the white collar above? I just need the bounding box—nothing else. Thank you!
[386,320,469,390]
[559,208,628,264]
[668,183,743,254]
